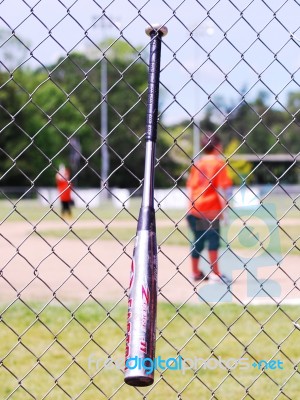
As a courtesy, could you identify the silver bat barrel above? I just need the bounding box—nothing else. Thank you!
[124,212,157,386]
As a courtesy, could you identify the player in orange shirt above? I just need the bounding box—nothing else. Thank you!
[186,134,232,284]
[56,165,73,218]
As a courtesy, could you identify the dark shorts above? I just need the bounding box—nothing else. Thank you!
[186,214,220,258]
[61,201,72,214]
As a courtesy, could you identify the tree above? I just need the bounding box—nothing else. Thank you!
[0,29,29,71]
[48,40,178,188]
[173,90,300,184]
[0,69,31,185]
[0,69,89,186]
[224,138,253,184]
[2,35,300,188]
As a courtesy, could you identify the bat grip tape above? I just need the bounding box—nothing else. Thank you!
[145,32,163,142]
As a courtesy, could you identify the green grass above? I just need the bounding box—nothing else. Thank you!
[0,301,299,399]
[37,219,300,255]
[0,198,141,223]
[262,193,300,220]
[1,196,299,254]
[0,191,299,223]
[0,195,299,398]
[39,225,300,254]
[0,198,188,228]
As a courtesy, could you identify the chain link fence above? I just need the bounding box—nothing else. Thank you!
[1,0,300,398]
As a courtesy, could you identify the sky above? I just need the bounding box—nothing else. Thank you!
[0,0,300,125]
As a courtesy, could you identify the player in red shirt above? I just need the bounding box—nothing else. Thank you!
[56,165,73,218]
[186,134,232,284]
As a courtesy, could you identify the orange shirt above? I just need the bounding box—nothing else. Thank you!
[56,172,72,202]
[56,179,72,202]
[186,154,232,219]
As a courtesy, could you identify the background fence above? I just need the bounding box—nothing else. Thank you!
[1,0,300,399]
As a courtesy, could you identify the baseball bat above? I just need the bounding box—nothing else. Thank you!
[124,24,168,387]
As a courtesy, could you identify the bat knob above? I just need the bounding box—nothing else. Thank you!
[145,24,168,37]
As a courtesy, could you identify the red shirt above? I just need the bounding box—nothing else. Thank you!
[186,154,232,219]
[56,170,72,202]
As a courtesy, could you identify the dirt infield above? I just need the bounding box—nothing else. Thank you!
[1,218,300,306]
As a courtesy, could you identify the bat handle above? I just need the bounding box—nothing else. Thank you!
[141,141,156,209]
[144,24,168,143]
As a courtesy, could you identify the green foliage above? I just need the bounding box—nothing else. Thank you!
[47,41,177,188]
[0,40,177,188]
[201,91,300,184]
[224,139,253,185]
[1,39,300,188]
[0,70,89,186]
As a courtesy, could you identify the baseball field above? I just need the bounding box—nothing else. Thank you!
[0,193,299,399]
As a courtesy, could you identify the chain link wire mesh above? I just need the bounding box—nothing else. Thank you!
[1,0,300,398]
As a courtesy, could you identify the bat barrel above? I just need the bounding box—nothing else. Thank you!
[124,218,157,386]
